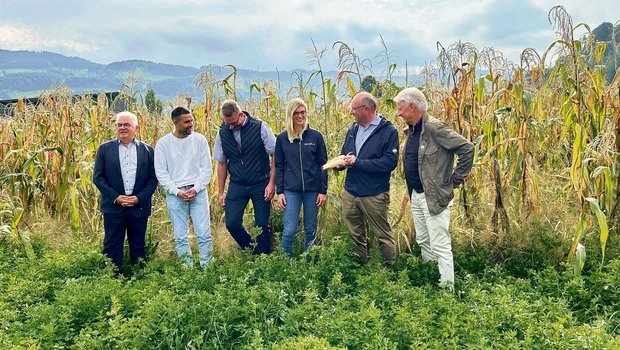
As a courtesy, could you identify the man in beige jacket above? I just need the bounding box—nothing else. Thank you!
[395,87,474,288]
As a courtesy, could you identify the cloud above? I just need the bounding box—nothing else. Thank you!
[0,24,97,53]
[529,0,619,25]
[0,0,616,70]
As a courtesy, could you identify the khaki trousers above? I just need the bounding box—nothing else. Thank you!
[342,189,395,262]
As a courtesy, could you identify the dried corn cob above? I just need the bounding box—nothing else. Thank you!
[322,154,347,170]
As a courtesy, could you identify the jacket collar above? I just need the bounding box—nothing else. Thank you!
[351,114,388,131]
[116,138,138,146]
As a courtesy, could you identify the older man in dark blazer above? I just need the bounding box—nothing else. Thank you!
[93,111,158,271]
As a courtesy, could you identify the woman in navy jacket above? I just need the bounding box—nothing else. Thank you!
[275,98,328,256]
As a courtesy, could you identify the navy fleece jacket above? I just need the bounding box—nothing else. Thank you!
[340,116,399,197]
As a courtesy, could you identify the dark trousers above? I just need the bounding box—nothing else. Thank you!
[225,180,272,254]
[103,212,148,269]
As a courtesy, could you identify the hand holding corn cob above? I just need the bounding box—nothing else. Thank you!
[322,153,351,170]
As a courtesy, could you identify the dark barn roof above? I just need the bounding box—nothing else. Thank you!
[0,91,129,116]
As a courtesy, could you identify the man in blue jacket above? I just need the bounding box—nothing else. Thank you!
[93,111,158,273]
[340,92,399,264]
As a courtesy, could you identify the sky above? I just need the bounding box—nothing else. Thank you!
[1,0,618,74]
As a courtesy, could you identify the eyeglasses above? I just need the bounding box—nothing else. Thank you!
[224,113,243,127]
[350,105,367,111]
[293,110,306,117]
[116,123,132,128]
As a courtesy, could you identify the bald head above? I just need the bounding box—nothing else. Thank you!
[353,92,377,111]
[350,92,377,127]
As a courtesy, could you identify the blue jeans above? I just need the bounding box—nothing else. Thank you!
[166,189,212,266]
[280,190,319,256]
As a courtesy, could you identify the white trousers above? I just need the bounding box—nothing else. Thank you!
[410,191,454,284]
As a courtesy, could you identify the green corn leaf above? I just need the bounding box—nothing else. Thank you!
[584,197,609,264]
[346,77,357,98]
[594,41,606,63]
[568,212,587,261]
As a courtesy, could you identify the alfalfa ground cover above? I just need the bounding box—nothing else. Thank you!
[1,235,619,349]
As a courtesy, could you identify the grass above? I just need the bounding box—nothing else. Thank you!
[1,234,619,349]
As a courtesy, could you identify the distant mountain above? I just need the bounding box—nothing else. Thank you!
[0,50,100,70]
[0,49,419,103]
[103,59,198,76]
[590,22,620,82]
[0,50,337,102]
[0,50,202,101]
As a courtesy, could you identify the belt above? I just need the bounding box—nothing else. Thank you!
[178,184,194,191]
[413,188,424,194]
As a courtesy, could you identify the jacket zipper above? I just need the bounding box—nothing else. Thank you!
[238,143,244,164]
[299,139,305,192]
[235,132,244,164]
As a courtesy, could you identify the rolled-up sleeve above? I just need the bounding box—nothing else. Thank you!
[212,133,227,163]
[261,122,276,155]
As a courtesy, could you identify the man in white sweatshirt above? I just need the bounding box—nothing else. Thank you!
[154,106,213,266]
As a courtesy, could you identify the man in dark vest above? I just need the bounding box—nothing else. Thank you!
[213,99,276,254]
